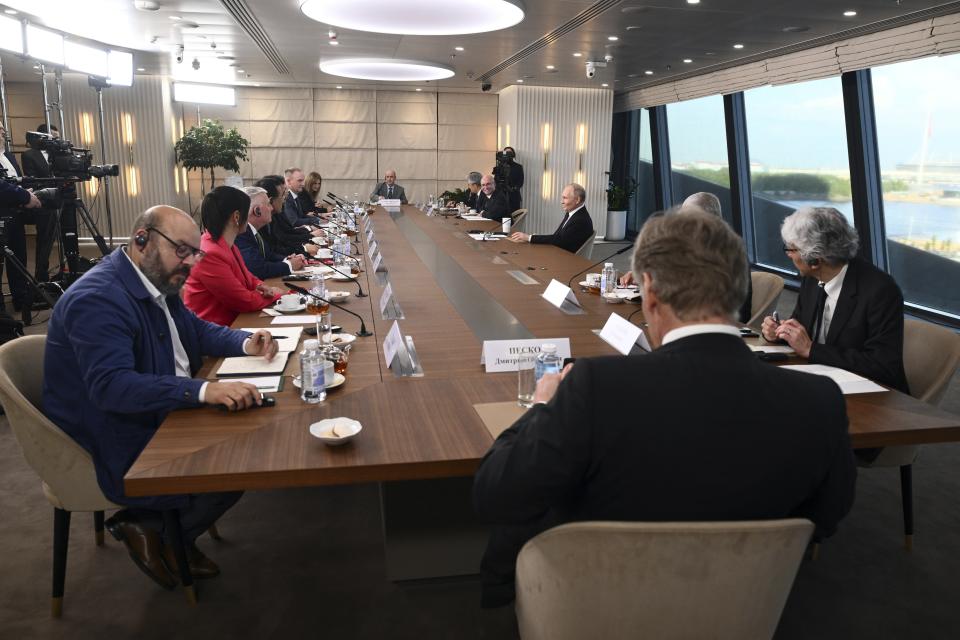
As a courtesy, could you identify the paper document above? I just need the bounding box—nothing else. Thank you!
[468,233,500,241]
[221,376,283,392]
[461,215,489,221]
[261,308,282,317]
[216,353,290,377]
[270,315,319,325]
[747,344,795,354]
[780,364,887,394]
[239,327,302,352]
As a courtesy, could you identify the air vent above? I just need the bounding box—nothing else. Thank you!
[218,0,290,75]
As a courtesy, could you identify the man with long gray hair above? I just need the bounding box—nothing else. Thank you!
[475,209,855,608]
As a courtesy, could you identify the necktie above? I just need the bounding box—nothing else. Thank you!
[388,185,393,198]
[255,231,265,257]
[809,283,828,344]
[555,213,571,234]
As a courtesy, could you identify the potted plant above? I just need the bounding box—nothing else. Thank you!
[605,177,638,241]
[175,119,249,192]
[439,187,469,204]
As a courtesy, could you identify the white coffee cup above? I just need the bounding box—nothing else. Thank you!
[469,208,477,214]
[318,248,333,259]
[502,217,511,234]
[278,293,300,310]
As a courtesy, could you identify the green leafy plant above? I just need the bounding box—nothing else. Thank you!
[607,177,638,210]
[440,187,470,204]
[174,118,249,187]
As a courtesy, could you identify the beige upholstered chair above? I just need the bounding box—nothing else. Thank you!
[748,272,785,328]
[516,519,814,640]
[574,231,596,258]
[0,336,120,617]
[858,318,960,549]
[510,208,528,231]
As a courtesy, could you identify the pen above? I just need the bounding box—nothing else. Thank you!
[772,310,781,325]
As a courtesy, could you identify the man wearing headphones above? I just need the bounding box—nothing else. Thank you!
[44,205,279,590]
[235,186,306,280]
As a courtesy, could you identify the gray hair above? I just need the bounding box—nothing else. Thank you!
[681,192,722,218]
[632,207,748,321]
[781,206,859,265]
[243,186,267,199]
[467,171,482,185]
[567,182,586,204]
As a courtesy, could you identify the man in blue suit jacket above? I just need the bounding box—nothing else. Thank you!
[236,186,305,279]
[44,205,279,589]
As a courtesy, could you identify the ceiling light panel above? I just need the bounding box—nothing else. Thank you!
[301,0,524,36]
[26,24,64,65]
[65,40,109,76]
[0,15,23,54]
[319,58,454,81]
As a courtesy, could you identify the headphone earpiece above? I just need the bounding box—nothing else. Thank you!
[807,258,820,267]
[134,232,148,248]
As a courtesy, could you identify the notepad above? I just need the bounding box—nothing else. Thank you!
[216,353,291,378]
[780,364,887,394]
[239,327,302,352]
[468,233,500,241]
[221,376,283,392]
[461,215,489,221]
[747,344,795,355]
[270,315,319,325]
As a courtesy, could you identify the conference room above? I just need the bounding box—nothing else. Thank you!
[1,1,959,638]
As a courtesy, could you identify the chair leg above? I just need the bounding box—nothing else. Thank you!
[900,464,914,551]
[93,511,105,547]
[207,523,222,541]
[162,510,197,606]
[52,508,71,618]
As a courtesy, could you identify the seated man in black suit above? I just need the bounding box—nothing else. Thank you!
[474,208,856,607]
[370,169,408,204]
[254,176,319,258]
[761,206,908,393]
[476,173,512,221]
[459,171,482,210]
[508,182,594,253]
[235,186,306,279]
[282,167,321,227]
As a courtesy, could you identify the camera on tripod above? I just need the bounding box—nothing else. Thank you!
[24,131,119,181]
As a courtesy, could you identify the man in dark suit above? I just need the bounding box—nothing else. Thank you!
[19,123,59,286]
[282,167,320,227]
[370,169,408,204]
[254,176,319,258]
[762,206,908,393]
[474,209,856,607]
[493,146,524,211]
[235,186,306,280]
[509,182,594,253]
[476,173,512,221]
[0,123,39,315]
[461,171,482,210]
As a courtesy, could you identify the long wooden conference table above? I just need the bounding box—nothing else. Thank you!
[125,204,960,578]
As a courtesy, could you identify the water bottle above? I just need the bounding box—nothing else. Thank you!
[533,343,562,384]
[601,262,617,294]
[300,339,326,404]
[339,234,349,266]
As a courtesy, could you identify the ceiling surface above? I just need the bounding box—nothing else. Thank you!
[1,0,959,92]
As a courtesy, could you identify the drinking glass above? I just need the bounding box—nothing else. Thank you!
[307,276,328,338]
[517,354,537,407]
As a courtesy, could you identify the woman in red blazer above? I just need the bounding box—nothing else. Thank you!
[184,186,284,326]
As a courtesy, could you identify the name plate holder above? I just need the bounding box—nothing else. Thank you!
[480,338,572,373]
[383,321,423,377]
[367,241,378,259]
[372,251,385,273]
[541,279,585,315]
[379,282,404,320]
[598,313,652,355]
[380,198,402,212]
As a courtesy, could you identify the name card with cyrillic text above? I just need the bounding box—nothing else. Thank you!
[541,279,579,309]
[380,199,401,207]
[480,338,572,373]
[598,313,647,356]
[383,320,403,367]
[379,282,394,315]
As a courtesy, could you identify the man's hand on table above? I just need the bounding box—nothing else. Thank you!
[509,232,530,243]
[245,329,279,361]
[287,254,306,271]
[204,381,263,411]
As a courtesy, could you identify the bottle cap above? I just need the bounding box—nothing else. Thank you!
[304,339,319,350]
[604,262,614,268]
[541,343,557,354]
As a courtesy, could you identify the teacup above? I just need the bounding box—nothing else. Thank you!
[469,208,477,214]
[318,248,333,259]
[278,293,300,310]
[586,273,602,287]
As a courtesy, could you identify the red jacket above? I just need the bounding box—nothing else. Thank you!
[184,231,279,326]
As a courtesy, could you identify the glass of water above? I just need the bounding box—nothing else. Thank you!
[517,354,537,407]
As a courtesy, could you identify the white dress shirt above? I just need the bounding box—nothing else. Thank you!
[248,222,293,273]
[0,152,19,178]
[528,203,585,242]
[817,263,849,344]
[661,323,742,346]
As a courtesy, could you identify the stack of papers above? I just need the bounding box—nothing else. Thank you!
[220,376,283,392]
[271,315,319,325]
[781,364,887,394]
[747,344,795,354]
[461,215,489,221]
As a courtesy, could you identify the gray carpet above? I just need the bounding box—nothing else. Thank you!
[1,248,958,638]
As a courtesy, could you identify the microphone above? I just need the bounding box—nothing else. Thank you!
[287,284,373,337]
[567,244,634,289]
[327,193,360,225]
[330,247,362,266]
[324,261,367,298]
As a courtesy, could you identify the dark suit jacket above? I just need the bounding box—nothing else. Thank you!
[236,226,291,280]
[283,191,318,227]
[476,188,511,221]
[43,249,248,509]
[264,208,312,257]
[473,333,856,606]
[531,207,594,253]
[1,152,29,207]
[738,275,753,325]
[298,190,326,215]
[370,182,407,204]
[464,190,479,210]
[20,148,52,177]
[791,257,908,393]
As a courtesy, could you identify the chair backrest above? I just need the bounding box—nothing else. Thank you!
[903,318,960,405]
[516,519,814,640]
[574,231,596,258]
[0,336,115,512]
[748,272,785,328]
[511,209,528,231]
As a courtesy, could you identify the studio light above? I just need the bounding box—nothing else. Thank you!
[319,58,454,81]
[173,82,236,106]
[65,40,109,77]
[107,50,134,87]
[0,15,23,54]
[301,0,524,36]
[26,24,64,65]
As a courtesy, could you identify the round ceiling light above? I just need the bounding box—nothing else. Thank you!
[300,0,524,36]
[319,58,455,81]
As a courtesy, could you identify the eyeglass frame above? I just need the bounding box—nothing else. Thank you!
[146,227,206,261]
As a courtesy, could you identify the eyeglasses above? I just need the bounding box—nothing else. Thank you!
[782,243,798,254]
[147,228,205,261]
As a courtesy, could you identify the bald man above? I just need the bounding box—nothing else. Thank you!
[44,206,279,590]
[476,173,512,221]
[370,169,408,204]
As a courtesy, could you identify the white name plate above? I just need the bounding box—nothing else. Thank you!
[367,241,378,259]
[383,320,403,368]
[366,229,374,243]
[372,251,384,272]
[598,313,648,356]
[480,338,572,373]
[541,279,579,309]
[379,282,394,315]
[380,198,401,207]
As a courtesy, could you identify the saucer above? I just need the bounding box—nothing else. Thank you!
[275,302,306,313]
[309,417,362,446]
[321,333,357,346]
[292,372,346,389]
[328,291,351,302]
[331,272,359,281]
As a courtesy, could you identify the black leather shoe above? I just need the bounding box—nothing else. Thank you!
[162,542,221,580]
[105,513,177,590]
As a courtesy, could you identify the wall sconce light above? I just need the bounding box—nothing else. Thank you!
[505,123,511,148]
[79,113,95,146]
[126,165,140,197]
[541,122,551,171]
[576,123,587,186]
[174,165,181,194]
[497,125,502,150]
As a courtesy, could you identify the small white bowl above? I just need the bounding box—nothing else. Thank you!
[602,292,624,304]
[328,291,351,302]
[309,418,362,446]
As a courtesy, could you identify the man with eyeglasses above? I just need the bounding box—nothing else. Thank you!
[43,205,279,590]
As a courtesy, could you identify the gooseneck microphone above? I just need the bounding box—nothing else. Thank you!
[566,244,634,289]
[324,260,367,298]
[287,284,373,337]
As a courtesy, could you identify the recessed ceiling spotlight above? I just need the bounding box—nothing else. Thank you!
[601,83,609,87]
[608,35,619,41]
[133,0,160,11]
[683,58,692,63]
[455,46,464,51]
[625,25,641,31]
[546,64,555,69]
[137,67,146,71]
[573,52,582,57]
[517,79,524,83]
[843,10,857,17]
[644,70,653,75]
[330,40,339,45]
[416,87,422,91]
[782,26,810,33]
[32,65,40,70]
[687,0,700,4]
[254,83,261,87]
[320,58,455,81]
[523,74,533,78]
[237,69,245,73]
[301,0,524,36]
[627,73,637,78]
[336,85,342,89]
[4,8,18,14]
[733,43,744,49]
[169,15,181,20]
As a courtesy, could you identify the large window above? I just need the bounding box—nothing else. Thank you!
[628,109,656,233]
[873,55,960,318]
[745,77,852,272]
[667,95,731,224]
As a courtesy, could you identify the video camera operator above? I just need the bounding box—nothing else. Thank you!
[20,123,60,288]
[1,123,44,317]
[493,146,524,212]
